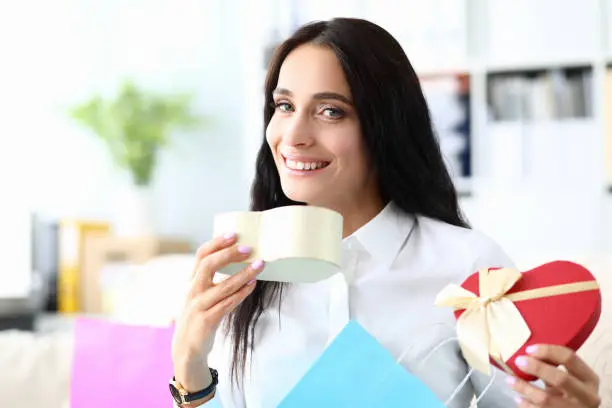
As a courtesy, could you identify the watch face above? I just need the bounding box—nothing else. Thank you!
[211,368,219,385]
[169,383,182,404]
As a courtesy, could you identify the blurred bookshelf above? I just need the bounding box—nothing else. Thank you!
[242,0,612,197]
[487,67,593,122]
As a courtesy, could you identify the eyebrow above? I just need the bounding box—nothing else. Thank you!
[273,87,353,106]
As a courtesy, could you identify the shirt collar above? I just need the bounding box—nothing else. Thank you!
[343,201,415,269]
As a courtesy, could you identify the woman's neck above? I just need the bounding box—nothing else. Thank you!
[331,196,385,238]
[306,183,385,238]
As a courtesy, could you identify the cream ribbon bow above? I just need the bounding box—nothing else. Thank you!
[434,267,531,375]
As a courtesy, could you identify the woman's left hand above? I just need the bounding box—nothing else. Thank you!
[506,344,601,407]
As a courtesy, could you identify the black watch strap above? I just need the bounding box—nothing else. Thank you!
[170,368,219,405]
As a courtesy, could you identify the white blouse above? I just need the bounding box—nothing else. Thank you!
[205,202,521,407]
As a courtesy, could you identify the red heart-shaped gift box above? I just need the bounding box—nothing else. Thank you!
[455,260,601,381]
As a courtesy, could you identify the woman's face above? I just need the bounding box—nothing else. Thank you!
[266,43,378,212]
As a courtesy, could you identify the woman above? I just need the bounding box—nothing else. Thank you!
[170,18,601,408]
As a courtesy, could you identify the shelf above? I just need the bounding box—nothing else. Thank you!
[488,118,596,126]
[415,60,596,77]
[485,59,594,75]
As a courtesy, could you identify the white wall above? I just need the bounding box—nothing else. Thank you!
[0,0,250,246]
[460,188,612,267]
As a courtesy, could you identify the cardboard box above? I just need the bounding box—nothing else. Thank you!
[81,236,192,314]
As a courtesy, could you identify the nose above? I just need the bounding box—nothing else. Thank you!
[281,113,314,147]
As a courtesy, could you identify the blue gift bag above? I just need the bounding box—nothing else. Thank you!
[278,320,446,408]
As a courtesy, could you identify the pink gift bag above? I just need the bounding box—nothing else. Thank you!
[70,317,175,408]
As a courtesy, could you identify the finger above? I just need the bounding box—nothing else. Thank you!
[516,395,572,408]
[189,244,253,297]
[516,398,536,408]
[515,355,599,407]
[204,260,264,306]
[526,344,599,386]
[204,280,258,324]
[507,375,566,406]
[543,385,564,397]
[192,233,238,277]
[193,260,265,311]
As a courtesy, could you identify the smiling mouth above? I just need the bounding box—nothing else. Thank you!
[282,156,331,172]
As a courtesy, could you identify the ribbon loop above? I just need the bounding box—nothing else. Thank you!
[434,268,531,375]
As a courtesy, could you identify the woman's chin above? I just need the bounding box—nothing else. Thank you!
[283,189,324,207]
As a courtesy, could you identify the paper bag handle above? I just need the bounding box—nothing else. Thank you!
[395,323,496,407]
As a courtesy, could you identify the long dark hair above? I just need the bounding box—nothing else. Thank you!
[225,17,469,385]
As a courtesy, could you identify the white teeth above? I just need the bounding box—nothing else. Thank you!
[285,159,328,171]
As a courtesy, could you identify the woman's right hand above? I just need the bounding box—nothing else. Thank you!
[172,233,264,387]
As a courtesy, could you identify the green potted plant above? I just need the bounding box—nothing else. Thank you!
[69,80,205,236]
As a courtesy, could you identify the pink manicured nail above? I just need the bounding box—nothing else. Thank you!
[525,345,538,354]
[514,395,523,404]
[251,259,264,270]
[238,245,252,254]
[223,232,236,240]
[247,279,257,285]
[515,356,528,367]
[505,376,516,386]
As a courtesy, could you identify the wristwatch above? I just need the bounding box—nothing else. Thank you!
[169,368,219,406]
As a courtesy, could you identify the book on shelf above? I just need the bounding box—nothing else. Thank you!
[488,68,593,121]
